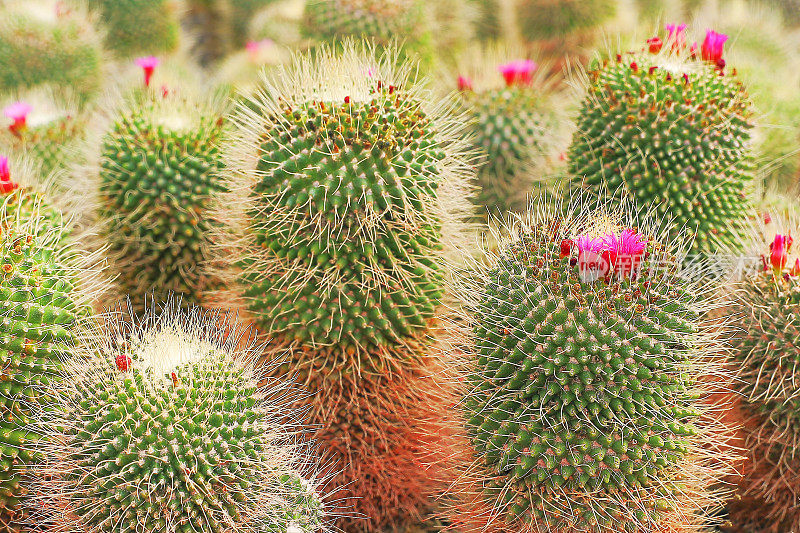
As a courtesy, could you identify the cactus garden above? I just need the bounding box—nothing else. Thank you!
[2,1,800,532]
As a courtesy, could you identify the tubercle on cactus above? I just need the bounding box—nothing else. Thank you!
[438,193,737,533]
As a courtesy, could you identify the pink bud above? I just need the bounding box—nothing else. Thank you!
[0,156,18,194]
[665,23,687,50]
[498,59,537,87]
[764,212,772,225]
[647,37,663,54]
[4,101,32,136]
[134,56,160,87]
[701,30,728,66]
[791,259,800,277]
[770,234,791,272]
[457,75,473,91]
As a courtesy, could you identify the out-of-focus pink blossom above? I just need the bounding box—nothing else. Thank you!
[665,23,687,50]
[498,59,537,87]
[135,56,160,87]
[457,75,473,91]
[647,37,663,54]
[0,155,18,194]
[4,101,32,135]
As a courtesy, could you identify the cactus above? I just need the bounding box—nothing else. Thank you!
[568,27,755,258]
[228,0,282,46]
[0,0,104,104]
[0,155,100,532]
[95,91,227,312]
[726,214,800,532]
[28,304,326,533]
[516,0,616,41]
[454,51,558,216]
[86,0,180,58]
[469,0,502,41]
[445,195,734,532]
[213,43,472,531]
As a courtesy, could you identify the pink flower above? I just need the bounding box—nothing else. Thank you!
[647,37,663,54]
[457,75,473,91]
[245,38,274,61]
[573,235,608,281]
[770,233,793,272]
[701,30,728,68]
[498,59,537,87]
[0,156,18,194]
[4,101,32,136]
[665,23,687,50]
[602,229,648,277]
[135,56,160,87]
[791,259,800,277]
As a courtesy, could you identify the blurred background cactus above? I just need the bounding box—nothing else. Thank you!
[85,0,181,58]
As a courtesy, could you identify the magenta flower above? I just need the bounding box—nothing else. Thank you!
[701,30,728,67]
[135,56,160,87]
[791,258,800,277]
[457,75,473,91]
[245,38,274,61]
[603,229,648,277]
[665,23,687,50]
[573,235,608,281]
[498,59,537,87]
[4,101,32,136]
[770,233,793,272]
[0,155,18,194]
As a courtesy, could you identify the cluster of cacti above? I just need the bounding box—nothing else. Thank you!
[86,0,180,58]
[0,0,104,104]
[516,0,617,41]
[445,197,734,532]
[726,215,800,532]
[214,43,471,531]
[28,305,326,533]
[95,91,227,312]
[454,52,557,216]
[568,26,755,258]
[0,155,100,532]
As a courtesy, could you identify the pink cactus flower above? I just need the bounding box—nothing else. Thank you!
[603,229,648,277]
[690,42,699,58]
[498,59,537,87]
[791,258,800,277]
[135,56,160,87]
[4,101,32,136]
[647,36,663,54]
[245,38,274,61]
[573,235,608,281]
[665,23,687,50]
[770,233,792,272]
[457,75,473,91]
[0,156,18,194]
[701,30,728,68]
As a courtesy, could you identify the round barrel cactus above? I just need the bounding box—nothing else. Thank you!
[96,92,227,312]
[568,27,755,258]
[214,43,472,531]
[447,196,734,532]
[86,0,180,58]
[28,304,326,533]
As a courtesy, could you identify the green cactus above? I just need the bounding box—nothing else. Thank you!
[450,198,733,532]
[568,32,755,258]
[215,44,471,530]
[29,305,325,533]
[96,92,227,312]
[229,0,282,46]
[516,0,616,41]
[0,163,96,532]
[469,0,502,41]
[0,0,104,104]
[87,0,180,58]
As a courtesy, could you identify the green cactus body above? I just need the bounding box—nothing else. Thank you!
[0,189,89,532]
[463,86,552,215]
[469,0,502,41]
[516,0,616,41]
[239,86,445,359]
[568,45,755,258]
[2,116,82,176]
[229,0,280,45]
[87,0,180,58]
[31,309,325,533]
[98,94,226,311]
[0,1,103,104]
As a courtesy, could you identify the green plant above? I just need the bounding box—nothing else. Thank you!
[447,196,734,532]
[0,0,104,104]
[214,43,471,531]
[516,0,617,41]
[568,28,755,258]
[87,0,180,58]
[29,304,326,533]
[96,91,227,312]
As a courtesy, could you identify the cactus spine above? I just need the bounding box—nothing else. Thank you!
[568,28,755,258]
[29,304,326,533]
[214,44,471,531]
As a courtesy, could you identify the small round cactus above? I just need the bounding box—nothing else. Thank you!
[0,0,104,104]
[86,0,180,58]
[516,0,616,41]
[568,26,755,258]
[28,303,327,533]
[445,195,735,532]
[95,91,227,312]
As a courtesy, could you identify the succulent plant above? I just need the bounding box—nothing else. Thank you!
[214,43,472,531]
[568,27,755,258]
[0,0,104,104]
[86,0,180,58]
[0,155,100,532]
[28,303,326,533]
[469,0,503,41]
[446,195,735,532]
[516,0,616,41]
[96,91,227,312]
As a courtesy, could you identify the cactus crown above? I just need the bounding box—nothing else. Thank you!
[29,304,327,533]
[453,195,733,532]
[216,43,472,371]
[568,28,755,258]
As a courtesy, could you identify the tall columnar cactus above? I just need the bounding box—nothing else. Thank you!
[726,215,800,532]
[0,155,100,533]
[0,0,104,104]
[445,196,734,532]
[568,27,755,258]
[86,0,180,58]
[28,304,326,533]
[454,52,558,216]
[96,91,227,312]
[516,0,616,41]
[214,44,472,531]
